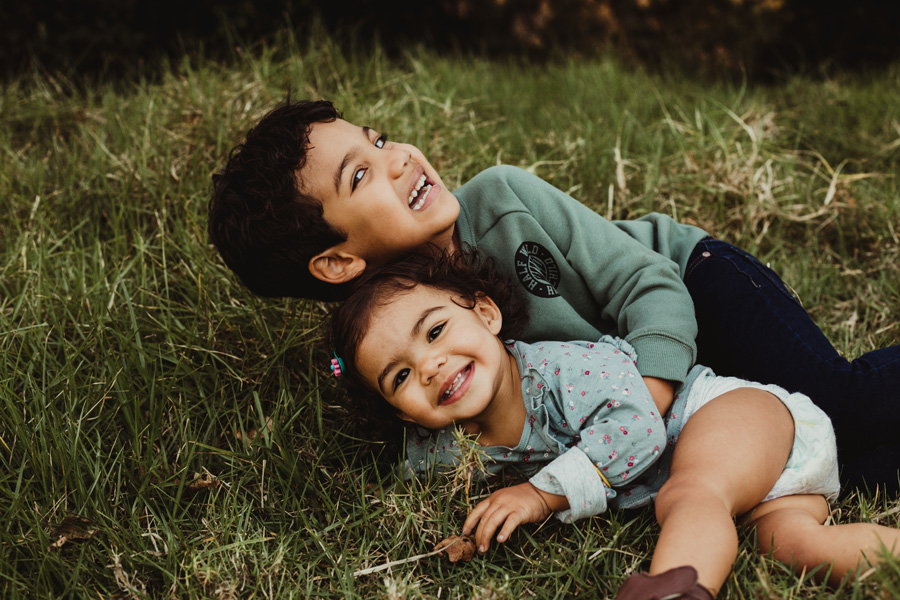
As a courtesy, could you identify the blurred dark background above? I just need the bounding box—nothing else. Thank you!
[2,0,899,81]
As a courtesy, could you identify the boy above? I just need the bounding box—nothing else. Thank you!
[208,100,900,490]
[209,100,696,413]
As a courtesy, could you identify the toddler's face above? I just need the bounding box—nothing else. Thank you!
[301,119,460,267]
[356,285,515,433]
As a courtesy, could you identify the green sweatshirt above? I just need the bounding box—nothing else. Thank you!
[453,165,709,384]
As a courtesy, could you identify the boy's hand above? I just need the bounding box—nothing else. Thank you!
[642,376,675,416]
[462,482,568,554]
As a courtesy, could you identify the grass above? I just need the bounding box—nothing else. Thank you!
[2,28,899,598]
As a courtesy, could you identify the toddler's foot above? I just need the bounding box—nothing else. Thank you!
[615,565,714,599]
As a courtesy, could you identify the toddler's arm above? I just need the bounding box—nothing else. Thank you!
[643,376,675,415]
[533,337,667,514]
[462,482,568,554]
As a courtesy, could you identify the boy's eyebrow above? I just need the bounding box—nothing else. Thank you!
[334,126,372,193]
[376,305,444,394]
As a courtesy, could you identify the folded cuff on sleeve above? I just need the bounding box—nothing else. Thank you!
[627,333,695,385]
[529,447,610,523]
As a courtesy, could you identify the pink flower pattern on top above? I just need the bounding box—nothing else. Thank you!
[403,336,698,521]
[505,337,663,489]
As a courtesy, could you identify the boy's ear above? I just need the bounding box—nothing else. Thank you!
[474,293,503,335]
[309,249,367,284]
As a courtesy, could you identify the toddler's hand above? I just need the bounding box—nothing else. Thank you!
[462,482,562,554]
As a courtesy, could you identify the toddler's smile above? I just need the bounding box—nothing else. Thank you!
[439,363,474,406]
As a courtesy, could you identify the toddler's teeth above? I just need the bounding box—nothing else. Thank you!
[441,370,466,402]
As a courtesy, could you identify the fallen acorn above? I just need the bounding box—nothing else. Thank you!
[433,534,476,563]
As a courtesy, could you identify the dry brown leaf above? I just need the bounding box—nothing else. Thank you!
[48,516,98,551]
[186,472,220,492]
[433,534,476,563]
[234,416,273,445]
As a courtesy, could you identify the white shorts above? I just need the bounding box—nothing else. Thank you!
[685,371,840,503]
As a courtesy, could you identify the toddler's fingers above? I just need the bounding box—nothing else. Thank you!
[474,506,513,553]
[494,512,525,545]
[462,498,492,535]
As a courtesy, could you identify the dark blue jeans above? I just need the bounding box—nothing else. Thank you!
[683,238,900,492]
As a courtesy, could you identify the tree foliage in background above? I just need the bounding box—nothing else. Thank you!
[431,0,900,75]
[3,0,900,80]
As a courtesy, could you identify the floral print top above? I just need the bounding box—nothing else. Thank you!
[405,336,705,522]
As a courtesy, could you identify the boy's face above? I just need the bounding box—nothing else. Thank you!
[302,119,460,278]
[356,285,516,433]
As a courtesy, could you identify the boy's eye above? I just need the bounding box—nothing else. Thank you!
[352,167,367,190]
[427,323,445,342]
[350,134,387,191]
[393,368,409,389]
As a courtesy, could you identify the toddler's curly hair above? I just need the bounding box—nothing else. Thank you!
[327,247,529,442]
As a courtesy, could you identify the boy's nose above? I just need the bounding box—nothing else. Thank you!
[388,146,410,177]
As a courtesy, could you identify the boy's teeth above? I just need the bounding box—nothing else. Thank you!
[408,175,431,210]
[410,184,432,211]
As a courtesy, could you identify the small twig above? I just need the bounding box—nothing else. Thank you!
[870,502,900,522]
[588,546,644,561]
[353,537,462,576]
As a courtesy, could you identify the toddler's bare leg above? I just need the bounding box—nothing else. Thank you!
[651,388,794,596]
[748,494,900,586]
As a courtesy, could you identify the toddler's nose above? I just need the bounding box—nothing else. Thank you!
[420,353,446,383]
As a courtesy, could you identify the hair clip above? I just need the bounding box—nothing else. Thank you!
[330,354,345,377]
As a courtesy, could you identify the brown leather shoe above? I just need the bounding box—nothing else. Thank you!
[614,565,715,599]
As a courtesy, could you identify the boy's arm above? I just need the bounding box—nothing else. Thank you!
[466,166,698,384]
[523,170,697,383]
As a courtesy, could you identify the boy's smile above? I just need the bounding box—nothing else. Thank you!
[302,119,460,278]
[356,285,525,446]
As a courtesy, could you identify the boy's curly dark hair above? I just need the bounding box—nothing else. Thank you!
[208,99,352,301]
[327,247,529,443]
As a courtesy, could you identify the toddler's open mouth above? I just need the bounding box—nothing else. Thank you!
[439,363,473,406]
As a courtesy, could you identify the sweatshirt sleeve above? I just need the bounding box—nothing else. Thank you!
[462,166,697,383]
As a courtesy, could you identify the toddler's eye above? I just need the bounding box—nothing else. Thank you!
[393,368,409,389]
[427,323,445,342]
[375,133,388,148]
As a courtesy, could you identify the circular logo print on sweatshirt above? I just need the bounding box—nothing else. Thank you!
[515,242,560,298]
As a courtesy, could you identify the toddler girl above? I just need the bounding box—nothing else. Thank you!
[328,250,900,598]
